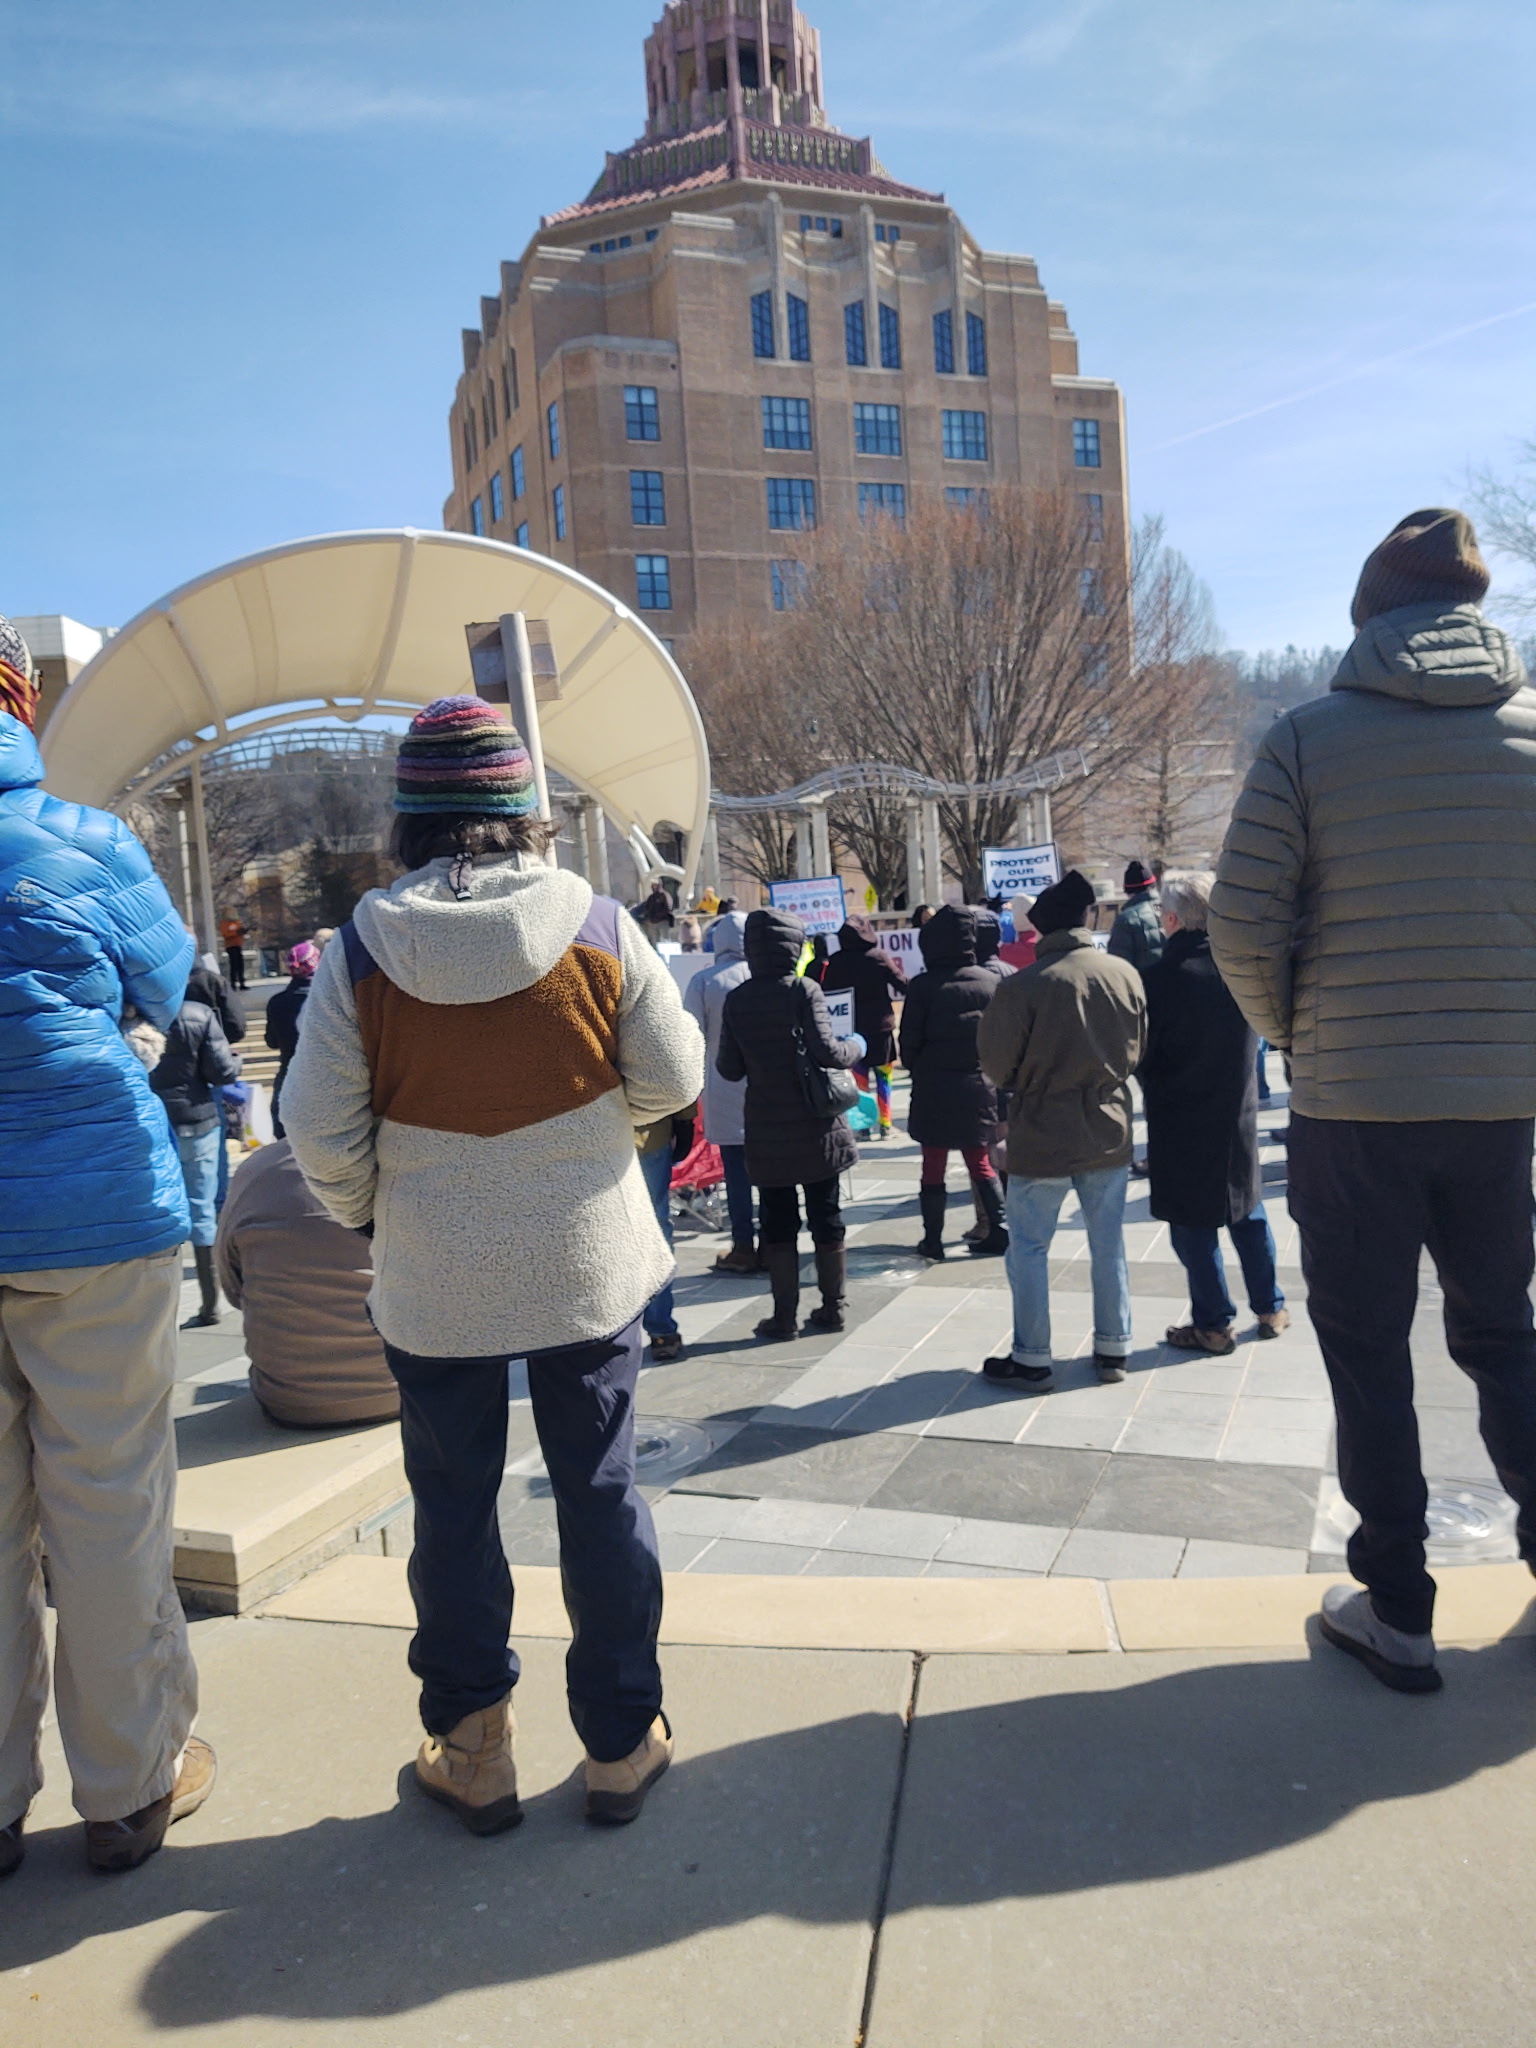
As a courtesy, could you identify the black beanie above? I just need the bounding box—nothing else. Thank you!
[1123,860,1154,891]
[1029,869,1097,935]
[1351,508,1490,628]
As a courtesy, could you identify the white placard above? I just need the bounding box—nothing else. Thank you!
[982,843,1061,900]
[768,875,847,937]
[876,925,922,968]
[822,987,856,1040]
[667,954,710,998]
[1090,932,1110,950]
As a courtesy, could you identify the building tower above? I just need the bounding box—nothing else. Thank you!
[444,1,1126,642]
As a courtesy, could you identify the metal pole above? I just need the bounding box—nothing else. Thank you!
[590,802,611,896]
[701,809,721,897]
[188,758,219,958]
[922,799,942,904]
[499,611,555,863]
[1038,791,1054,849]
[795,810,812,878]
[905,800,924,908]
[172,797,196,939]
[809,799,832,877]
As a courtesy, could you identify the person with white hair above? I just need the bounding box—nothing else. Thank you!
[1139,870,1286,1356]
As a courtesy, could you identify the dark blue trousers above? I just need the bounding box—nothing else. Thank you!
[383,1316,662,1763]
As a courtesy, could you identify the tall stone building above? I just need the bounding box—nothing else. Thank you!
[443,0,1126,642]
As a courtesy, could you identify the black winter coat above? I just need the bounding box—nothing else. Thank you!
[1140,928,1262,1228]
[265,975,310,1103]
[818,921,907,1067]
[717,909,860,1188]
[150,1000,241,1135]
[186,964,247,1045]
[898,906,1001,1150]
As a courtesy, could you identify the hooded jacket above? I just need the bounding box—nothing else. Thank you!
[280,854,704,1357]
[0,712,192,1272]
[1209,603,1536,1121]
[150,999,241,1135]
[1140,928,1261,1228]
[1107,888,1164,976]
[818,919,907,1066]
[716,908,859,1187]
[898,906,1002,1151]
[682,910,750,1146]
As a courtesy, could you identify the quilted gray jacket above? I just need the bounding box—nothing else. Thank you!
[1208,603,1536,1122]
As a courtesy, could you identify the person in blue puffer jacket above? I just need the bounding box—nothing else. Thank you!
[0,616,216,1881]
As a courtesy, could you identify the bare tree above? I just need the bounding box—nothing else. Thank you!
[1469,437,1536,617]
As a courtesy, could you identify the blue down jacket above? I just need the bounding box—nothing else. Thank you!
[0,713,193,1271]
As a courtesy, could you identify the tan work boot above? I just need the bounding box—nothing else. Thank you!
[1257,1309,1292,1339]
[86,1736,217,1873]
[415,1696,523,1835]
[584,1714,673,1826]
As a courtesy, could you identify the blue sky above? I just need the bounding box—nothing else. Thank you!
[4,0,1533,650]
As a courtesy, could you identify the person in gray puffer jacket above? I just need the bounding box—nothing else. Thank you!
[1209,508,1536,1693]
[683,911,755,1272]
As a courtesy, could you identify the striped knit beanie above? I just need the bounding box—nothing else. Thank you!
[0,616,38,731]
[394,696,538,816]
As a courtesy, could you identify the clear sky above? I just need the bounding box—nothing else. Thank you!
[5,0,1533,651]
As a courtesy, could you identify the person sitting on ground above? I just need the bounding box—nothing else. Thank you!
[150,993,240,1329]
[682,911,757,1272]
[1139,870,1288,1356]
[977,870,1146,1387]
[818,916,907,1141]
[716,908,865,1339]
[1107,861,1164,975]
[265,939,318,1138]
[215,1139,400,1428]
[901,905,1009,1260]
[282,695,703,1834]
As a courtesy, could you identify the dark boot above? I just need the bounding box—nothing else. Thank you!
[181,1245,220,1330]
[917,1185,947,1261]
[755,1243,800,1341]
[805,1241,847,1332]
[967,1175,1009,1258]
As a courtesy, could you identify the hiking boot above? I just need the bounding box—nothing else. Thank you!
[0,1815,23,1881]
[1319,1586,1442,1695]
[1094,1355,1127,1384]
[585,1714,673,1825]
[755,1243,800,1342]
[917,1185,947,1261]
[1164,1322,1236,1356]
[1257,1310,1291,1340]
[180,1245,221,1330]
[967,1175,1009,1258]
[713,1245,758,1275]
[983,1354,1054,1389]
[86,1736,217,1873]
[415,1696,523,1835]
[805,1241,847,1333]
[648,1331,685,1363]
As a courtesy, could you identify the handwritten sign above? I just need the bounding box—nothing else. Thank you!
[982,843,1061,900]
[768,875,847,938]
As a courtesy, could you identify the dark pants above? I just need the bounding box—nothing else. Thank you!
[1288,1114,1536,1635]
[720,1143,755,1249]
[758,1176,845,1247]
[225,946,245,989]
[1169,1207,1284,1330]
[383,1316,662,1762]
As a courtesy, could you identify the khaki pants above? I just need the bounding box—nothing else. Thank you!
[0,1251,198,1824]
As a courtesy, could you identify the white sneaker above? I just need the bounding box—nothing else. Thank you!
[1319,1585,1441,1694]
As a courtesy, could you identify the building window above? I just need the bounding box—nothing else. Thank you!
[619,235,632,248]
[942,409,988,461]
[1080,568,1106,615]
[645,227,659,242]
[800,214,812,232]
[751,289,776,359]
[461,419,474,473]
[515,521,530,549]
[489,472,504,523]
[933,309,955,375]
[766,477,817,531]
[1081,492,1104,542]
[552,483,567,540]
[946,487,979,507]
[510,445,525,500]
[504,351,519,417]
[1073,418,1102,468]
[636,555,672,610]
[830,218,843,238]
[854,402,902,456]
[874,223,902,244]
[470,496,485,537]
[625,384,660,441]
[630,470,666,525]
[787,293,811,362]
[878,303,901,370]
[762,395,812,450]
[859,482,907,525]
[770,560,808,611]
[547,401,561,459]
[844,302,867,367]
[966,312,988,378]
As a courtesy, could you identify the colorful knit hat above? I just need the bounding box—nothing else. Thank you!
[0,616,38,731]
[393,696,538,816]
[288,941,320,978]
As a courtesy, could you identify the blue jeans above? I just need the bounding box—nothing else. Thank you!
[383,1316,662,1762]
[1256,1039,1271,1100]
[720,1142,755,1249]
[1004,1166,1132,1367]
[639,1144,678,1338]
[1169,1207,1284,1331]
[174,1125,222,1247]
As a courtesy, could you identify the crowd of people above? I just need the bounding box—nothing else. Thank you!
[3,507,1536,1880]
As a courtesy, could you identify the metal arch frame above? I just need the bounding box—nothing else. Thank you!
[709,746,1094,812]
[114,700,427,809]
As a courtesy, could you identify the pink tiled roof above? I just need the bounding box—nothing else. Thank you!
[543,157,941,229]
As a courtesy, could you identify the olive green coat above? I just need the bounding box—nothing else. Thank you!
[1208,603,1536,1122]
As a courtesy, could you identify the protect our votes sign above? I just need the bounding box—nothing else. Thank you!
[768,875,847,937]
[982,843,1062,900]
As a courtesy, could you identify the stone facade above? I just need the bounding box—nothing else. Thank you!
[443,1,1127,642]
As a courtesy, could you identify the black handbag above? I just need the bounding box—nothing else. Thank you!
[793,994,861,1119]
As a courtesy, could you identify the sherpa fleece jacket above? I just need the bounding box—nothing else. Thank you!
[280,854,705,1358]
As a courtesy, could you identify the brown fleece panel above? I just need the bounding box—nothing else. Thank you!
[354,943,624,1136]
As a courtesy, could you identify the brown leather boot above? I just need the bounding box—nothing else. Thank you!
[755,1243,800,1340]
[86,1736,217,1873]
[415,1695,522,1836]
[585,1714,673,1825]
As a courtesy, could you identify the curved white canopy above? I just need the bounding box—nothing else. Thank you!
[40,529,709,883]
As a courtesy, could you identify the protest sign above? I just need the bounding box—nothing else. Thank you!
[876,925,922,969]
[822,988,856,1039]
[768,875,847,937]
[981,843,1061,900]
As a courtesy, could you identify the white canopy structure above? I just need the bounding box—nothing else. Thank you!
[40,529,710,895]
